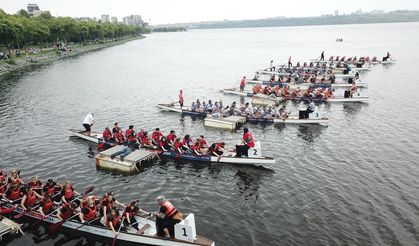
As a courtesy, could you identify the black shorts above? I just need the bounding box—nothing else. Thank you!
[83,124,91,131]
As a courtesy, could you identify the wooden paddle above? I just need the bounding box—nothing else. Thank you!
[49,212,80,232]
[73,216,101,231]
[33,186,94,228]
[112,217,126,246]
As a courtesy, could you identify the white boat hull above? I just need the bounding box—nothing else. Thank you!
[68,129,103,143]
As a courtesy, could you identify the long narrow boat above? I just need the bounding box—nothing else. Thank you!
[1,200,215,246]
[245,80,368,88]
[69,129,103,143]
[156,104,207,118]
[280,95,369,103]
[247,116,329,125]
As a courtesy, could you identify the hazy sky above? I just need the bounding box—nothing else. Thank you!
[1,0,419,24]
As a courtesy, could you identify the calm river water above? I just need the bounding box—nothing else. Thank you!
[1,22,419,246]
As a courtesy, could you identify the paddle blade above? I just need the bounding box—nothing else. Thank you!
[49,221,64,232]
[13,211,26,219]
[83,186,94,196]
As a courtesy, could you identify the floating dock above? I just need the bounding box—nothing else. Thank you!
[95,145,159,173]
[204,115,246,130]
[0,216,22,240]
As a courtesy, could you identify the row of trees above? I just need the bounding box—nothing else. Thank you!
[0,9,149,50]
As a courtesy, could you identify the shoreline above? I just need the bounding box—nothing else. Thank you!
[0,35,144,79]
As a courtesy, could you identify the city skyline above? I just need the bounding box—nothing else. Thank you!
[1,0,419,25]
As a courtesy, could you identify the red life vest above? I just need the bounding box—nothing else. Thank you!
[174,141,182,150]
[151,131,163,142]
[7,188,21,200]
[83,205,97,221]
[100,194,114,210]
[124,206,138,219]
[126,129,135,142]
[41,198,54,213]
[167,133,176,143]
[60,203,74,219]
[106,215,121,227]
[44,184,56,196]
[0,173,7,183]
[161,201,177,218]
[0,184,5,194]
[103,129,112,141]
[29,181,42,189]
[10,177,23,185]
[243,132,255,148]
[198,139,207,149]
[25,191,37,207]
[64,186,74,199]
[142,136,151,145]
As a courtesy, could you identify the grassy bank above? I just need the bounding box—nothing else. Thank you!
[0,35,144,79]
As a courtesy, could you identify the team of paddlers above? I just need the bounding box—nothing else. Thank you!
[99,123,256,159]
[0,169,184,239]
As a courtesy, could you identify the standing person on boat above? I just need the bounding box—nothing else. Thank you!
[178,90,184,107]
[320,51,325,61]
[383,52,391,61]
[240,76,246,92]
[61,182,79,204]
[20,186,43,211]
[80,197,99,224]
[269,60,274,71]
[82,113,95,134]
[124,200,152,231]
[154,195,183,239]
[288,56,292,67]
[100,191,126,219]
[151,128,164,146]
[236,128,255,158]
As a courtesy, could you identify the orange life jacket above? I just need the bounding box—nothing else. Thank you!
[25,191,37,207]
[161,201,177,218]
[83,205,97,221]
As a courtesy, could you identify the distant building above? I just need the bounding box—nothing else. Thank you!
[101,15,110,23]
[334,10,339,16]
[75,17,94,22]
[27,3,40,15]
[122,15,144,26]
[111,16,118,24]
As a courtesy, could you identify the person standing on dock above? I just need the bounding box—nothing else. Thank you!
[178,90,184,107]
[320,51,325,61]
[240,76,246,92]
[82,113,95,134]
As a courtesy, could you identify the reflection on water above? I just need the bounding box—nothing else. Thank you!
[297,124,325,143]
[234,166,274,203]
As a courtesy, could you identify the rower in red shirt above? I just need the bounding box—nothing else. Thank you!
[125,125,136,143]
[178,90,184,107]
[236,128,255,157]
[181,134,192,151]
[166,130,177,146]
[151,128,164,146]
[197,135,208,151]
[240,76,246,92]
[102,127,113,141]
[174,138,183,153]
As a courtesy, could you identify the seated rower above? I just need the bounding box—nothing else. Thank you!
[281,86,291,97]
[141,132,153,148]
[181,135,192,151]
[149,128,162,146]
[80,196,99,224]
[0,174,6,197]
[324,88,334,99]
[197,135,208,151]
[21,186,43,211]
[279,105,289,119]
[61,181,79,204]
[100,191,126,219]
[292,87,302,97]
[208,142,226,158]
[27,176,42,190]
[114,129,126,144]
[303,88,313,98]
[39,193,54,216]
[4,183,22,203]
[159,136,171,151]
[166,130,177,147]
[306,99,316,118]
[207,100,214,112]
[191,101,196,112]
[191,141,202,155]
[350,82,358,98]
[174,138,183,154]
[236,128,255,158]
[124,200,151,231]
[106,207,123,236]
[102,127,113,142]
[112,122,121,135]
[8,169,23,185]
[125,125,136,143]
[43,178,60,202]
[137,128,146,140]
[315,89,323,99]
[57,201,79,221]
